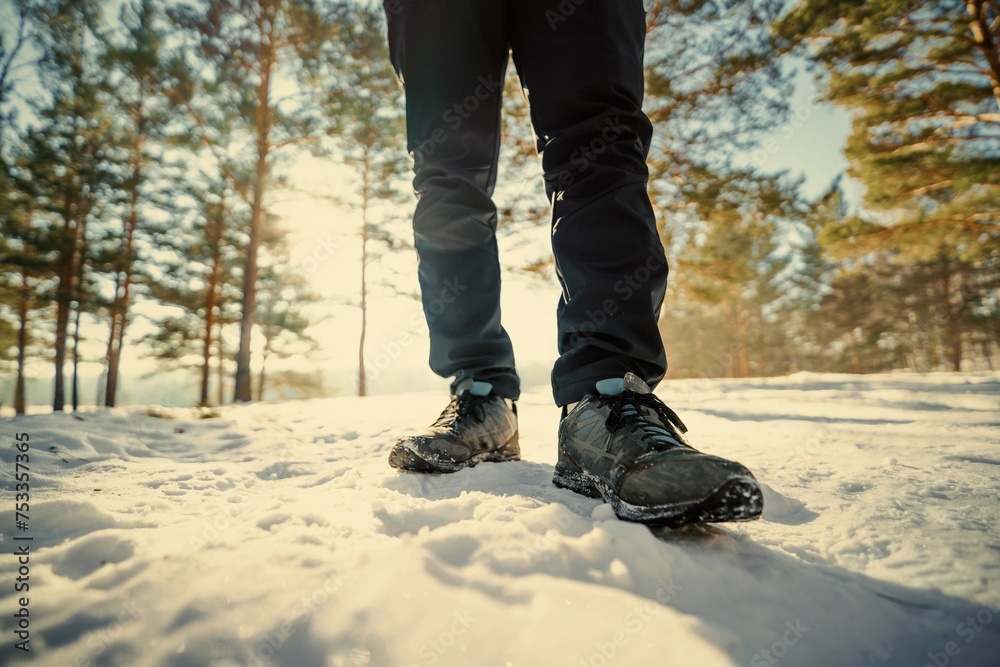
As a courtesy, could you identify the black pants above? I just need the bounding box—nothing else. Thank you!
[384,0,668,406]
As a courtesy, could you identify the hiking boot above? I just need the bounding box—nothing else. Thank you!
[554,372,763,527]
[388,379,519,473]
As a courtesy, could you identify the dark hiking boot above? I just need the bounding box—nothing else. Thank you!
[553,372,763,527]
[388,379,519,473]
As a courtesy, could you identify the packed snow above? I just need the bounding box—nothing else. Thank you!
[1,372,999,667]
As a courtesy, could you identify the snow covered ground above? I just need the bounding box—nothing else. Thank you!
[1,372,999,667]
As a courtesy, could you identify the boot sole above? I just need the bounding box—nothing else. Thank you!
[552,460,763,528]
[388,433,520,474]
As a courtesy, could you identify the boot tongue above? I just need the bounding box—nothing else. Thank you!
[623,372,651,394]
[595,372,651,396]
[456,378,493,397]
[468,381,492,396]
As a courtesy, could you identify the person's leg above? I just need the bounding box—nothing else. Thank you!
[384,0,520,399]
[508,0,668,406]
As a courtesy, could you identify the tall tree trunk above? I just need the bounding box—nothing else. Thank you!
[358,154,370,397]
[51,27,93,412]
[106,138,143,408]
[14,271,29,415]
[257,347,268,402]
[55,175,88,411]
[216,319,225,407]
[234,49,273,403]
[201,204,223,406]
[103,272,122,407]
[107,307,130,406]
[105,310,124,406]
[201,314,214,406]
[53,228,73,411]
[71,301,82,411]
[358,239,368,396]
[54,219,83,411]
[201,284,217,406]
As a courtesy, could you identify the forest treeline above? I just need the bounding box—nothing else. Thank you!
[0,0,997,413]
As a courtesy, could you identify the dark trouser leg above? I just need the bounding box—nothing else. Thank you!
[384,1,520,400]
[509,0,669,406]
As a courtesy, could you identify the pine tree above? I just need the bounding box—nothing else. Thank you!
[254,254,319,401]
[638,1,808,378]
[666,171,804,377]
[778,0,1000,370]
[0,180,58,413]
[778,0,998,237]
[318,3,408,396]
[0,0,36,412]
[167,0,341,402]
[28,0,116,410]
[96,0,173,407]
[644,0,793,218]
[141,173,246,405]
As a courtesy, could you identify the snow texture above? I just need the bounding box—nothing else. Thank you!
[1,372,999,667]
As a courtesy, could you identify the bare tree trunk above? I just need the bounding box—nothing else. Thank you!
[358,241,368,396]
[234,45,274,403]
[257,347,269,402]
[106,144,143,408]
[103,310,119,406]
[53,231,73,411]
[358,153,370,397]
[201,204,223,406]
[71,301,82,411]
[14,271,29,415]
[105,308,127,406]
[201,289,216,406]
[53,97,86,412]
[216,320,225,407]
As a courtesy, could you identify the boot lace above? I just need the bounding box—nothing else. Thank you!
[432,393,490,429]
[597,390,689,450]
